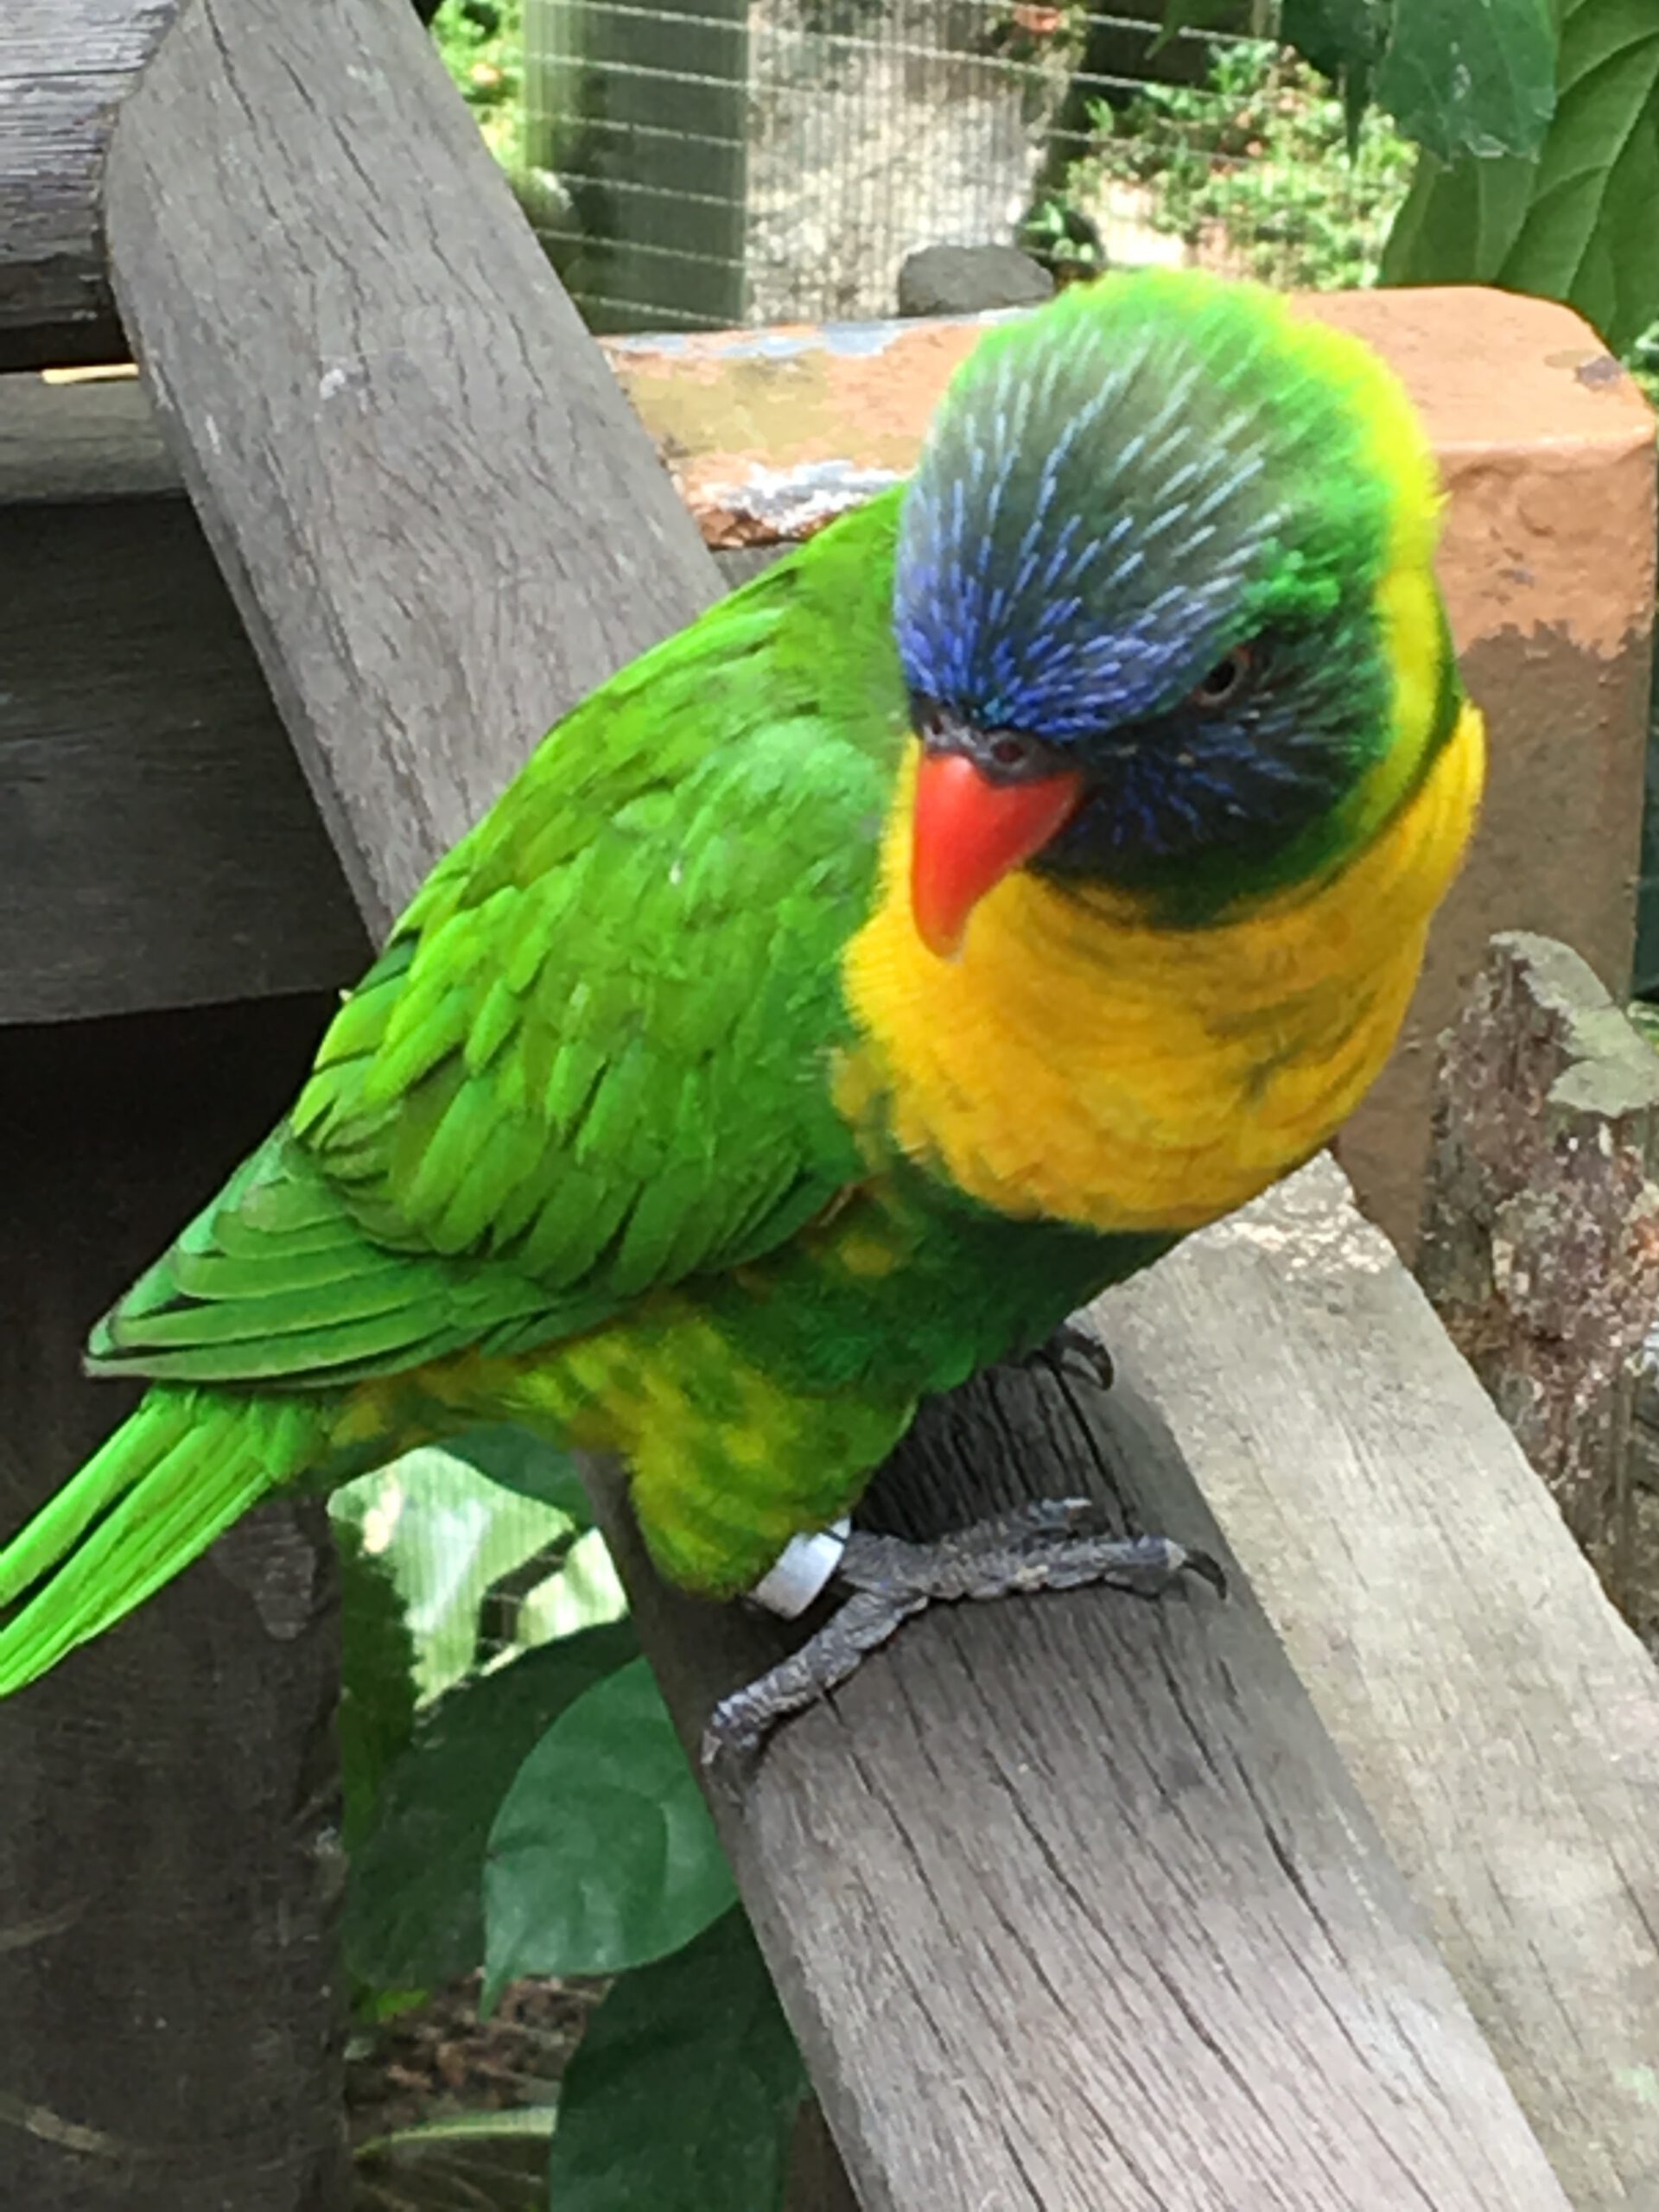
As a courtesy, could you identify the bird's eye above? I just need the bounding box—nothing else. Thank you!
[1188,645,1255,712]
[987,734,1033,772]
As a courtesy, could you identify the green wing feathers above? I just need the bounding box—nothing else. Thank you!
[289,581,901,1309]
[86,1128,560,1385]
[1,498,912,1690]
[86,517,908,1390]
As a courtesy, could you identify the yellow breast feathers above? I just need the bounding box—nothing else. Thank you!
[838,697,1484,1236]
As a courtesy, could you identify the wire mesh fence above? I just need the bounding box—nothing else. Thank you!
[511,0,1413,332]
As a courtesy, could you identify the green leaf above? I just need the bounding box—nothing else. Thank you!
[1496,0,1659,350]
[1283,0,1389,129]
[1382,0,1659,352]
[357,2105,561,2161]
[1378,145,1539,280]
[544,1910,806,2212]
[1377,0,1557,160]
[448,1424,594,1527]
[346,1621,639,1992]
[336,1517,419,1853]
[484,1657,737,1993]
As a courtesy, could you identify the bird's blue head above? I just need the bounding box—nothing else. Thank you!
[892,270,1454,951]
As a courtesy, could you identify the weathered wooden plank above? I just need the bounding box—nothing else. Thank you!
[0,490,366,1021]
[0,995,348,2212]
[1419,931,1659,1628]
[101,0,721,938]
[0,3,177,370]
[593,1346,1578,2211]
[0,365,167,496]
[0,372,755,1025]
[1096,1154,1659,2210]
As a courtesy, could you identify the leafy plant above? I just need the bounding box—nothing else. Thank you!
[1044,40,1414,292]
[482,1655,738,1998]
[1380,0,1659,354]
[1283,0,1557,162]
[429,0,524,164]
[338,1433,804,2211]
[543,1910,807,2212]
[346,1620,639,1993]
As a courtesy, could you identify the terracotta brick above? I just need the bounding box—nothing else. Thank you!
[603,289,1658,1251]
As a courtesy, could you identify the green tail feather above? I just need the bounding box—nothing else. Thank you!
[0,1389,324,1695]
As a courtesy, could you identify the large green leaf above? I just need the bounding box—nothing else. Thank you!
[1377,145,1539,280]
[346,1621,639,1992]
[1378,0,1557,160]
[1382,0,1659,353]
[484,1657,737,1993]
[447,1424,594,1528]
[1281,0,1557,158]
[543,1910,806,2212]
[336,1518,420,1854]
[1282,0,1389,138]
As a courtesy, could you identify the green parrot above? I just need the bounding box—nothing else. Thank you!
[0,271,1482,1753]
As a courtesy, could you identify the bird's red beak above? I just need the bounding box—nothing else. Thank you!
[911,751,1085,960]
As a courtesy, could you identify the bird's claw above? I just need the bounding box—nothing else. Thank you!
[701,1499,1223,1796]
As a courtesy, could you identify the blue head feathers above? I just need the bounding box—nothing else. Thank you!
[892,270,1448,907]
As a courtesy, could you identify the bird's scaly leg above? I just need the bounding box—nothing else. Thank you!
[702,1500,1222,1790]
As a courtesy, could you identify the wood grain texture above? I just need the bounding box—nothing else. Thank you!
[0,375,772,1020]
[0,492,366,1021]
[0,3,176,371]
[0,368,170,499]
[1097,1154,1659,2212]
[0,997,349,2212]
[592,1357,1576,2211]
[101,0,722,931]
[1418,931,1659,1622]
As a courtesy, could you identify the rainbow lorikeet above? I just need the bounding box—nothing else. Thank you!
[0,272,1482,1758]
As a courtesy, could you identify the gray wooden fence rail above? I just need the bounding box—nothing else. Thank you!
[1,3,1656,2208]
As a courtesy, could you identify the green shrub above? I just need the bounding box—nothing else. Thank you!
[1029,39,1414,294]
[430,0,524,162]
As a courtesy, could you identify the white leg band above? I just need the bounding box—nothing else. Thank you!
[748,1518,852,1619]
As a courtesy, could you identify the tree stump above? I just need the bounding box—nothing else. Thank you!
[1419,930,1659,1637]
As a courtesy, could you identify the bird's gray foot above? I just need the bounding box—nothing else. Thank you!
[1018,1320,1115,1394]
[701,1501,1222,1792]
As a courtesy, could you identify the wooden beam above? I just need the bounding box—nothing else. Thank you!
[1097,1154,1659,2209]
[0,995,349,2211]
[101,0,721,938]
[0,474,366,1023]
[0,3,177,371]
[591,1327,1579,2210]
[0,372,760,1024]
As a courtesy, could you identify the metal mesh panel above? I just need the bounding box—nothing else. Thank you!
[518,0,1413,332]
